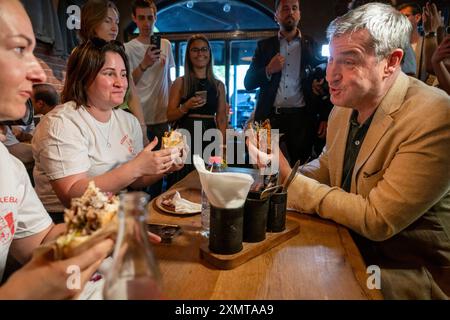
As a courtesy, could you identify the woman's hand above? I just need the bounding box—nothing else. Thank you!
[132,137,179,176]
[148,231,161,244]
[166,143,189,173]
[431,35,450,66]
[183,95,206,110]
[0,239,113,300]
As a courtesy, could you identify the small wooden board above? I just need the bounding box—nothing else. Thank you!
[200,218,300,270]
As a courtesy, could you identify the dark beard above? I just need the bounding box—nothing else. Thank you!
[283,23,295,32]
[281,18,296,32]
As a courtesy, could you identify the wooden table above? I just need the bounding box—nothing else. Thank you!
[148,170,383,300]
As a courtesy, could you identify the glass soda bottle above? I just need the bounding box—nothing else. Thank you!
[200,156,225,238]
[103,192,162,300]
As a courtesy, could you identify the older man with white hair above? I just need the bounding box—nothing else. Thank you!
[270,3,449,299]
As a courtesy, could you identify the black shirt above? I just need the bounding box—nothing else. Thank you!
[341,110,375,192]
[181,78,218,116]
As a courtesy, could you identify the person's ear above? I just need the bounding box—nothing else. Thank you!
[384,49,403,76]
[414,13,421,24]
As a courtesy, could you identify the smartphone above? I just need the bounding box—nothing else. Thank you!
[147,223,181,243]
[150,34,161,51]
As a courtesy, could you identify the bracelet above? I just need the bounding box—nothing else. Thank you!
[179,103,188,114]
[139,63,148,72]
[425,31,437,38]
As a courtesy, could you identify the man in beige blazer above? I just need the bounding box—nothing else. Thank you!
[268,3,449,299]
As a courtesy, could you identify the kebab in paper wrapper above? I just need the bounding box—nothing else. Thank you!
[36,181,119,260]
[162,130,188,165]
[248,119,271,155]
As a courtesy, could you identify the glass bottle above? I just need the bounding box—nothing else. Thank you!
[200,156,225,238]
[103,192,162,300]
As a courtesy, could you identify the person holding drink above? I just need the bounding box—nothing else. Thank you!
[167,34,228,182]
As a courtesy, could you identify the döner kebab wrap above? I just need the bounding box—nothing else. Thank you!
[162,130,187,165]
[162,130,185,149]
[36,181,119,260]
[249,119,271,155]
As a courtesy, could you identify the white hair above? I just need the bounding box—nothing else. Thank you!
[327,3,412,59]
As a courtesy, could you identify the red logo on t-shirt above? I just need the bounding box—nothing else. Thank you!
[0,212,15,245]
[120,134,136,155]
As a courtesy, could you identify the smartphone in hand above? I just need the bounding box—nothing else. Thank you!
[150,34,161,51]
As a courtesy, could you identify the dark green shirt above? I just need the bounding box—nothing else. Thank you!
[341,110,375,192]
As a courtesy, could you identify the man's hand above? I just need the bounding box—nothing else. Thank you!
[317,121,327,139]
[141,45,161,70]
[246,128,273,169]
[266,53,285,76]
[422,2,442,34]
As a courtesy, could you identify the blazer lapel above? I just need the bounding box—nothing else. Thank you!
[329,108,352,187]
[352,73,410,184]
[352,109,393,185]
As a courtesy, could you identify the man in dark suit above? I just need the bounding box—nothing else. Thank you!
[244,0,327,165]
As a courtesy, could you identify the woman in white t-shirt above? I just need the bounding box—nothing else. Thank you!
[32,39,183,222]
[0,0,113,299]
[78,0,149,146]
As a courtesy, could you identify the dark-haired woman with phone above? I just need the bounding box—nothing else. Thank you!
[167,34,228,182]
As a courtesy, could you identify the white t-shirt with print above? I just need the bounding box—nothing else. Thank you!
[0,143,52,280]
[124,37,174,125]
[32,101,144,212]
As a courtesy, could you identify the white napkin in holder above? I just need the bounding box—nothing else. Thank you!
[193,155,254,209]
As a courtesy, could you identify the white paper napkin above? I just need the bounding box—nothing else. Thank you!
[193,154,254,209]
[172,191,201,213]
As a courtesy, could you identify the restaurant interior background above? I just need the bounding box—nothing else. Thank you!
[25,0,449,128]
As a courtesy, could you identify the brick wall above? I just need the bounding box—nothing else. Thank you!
[34,41,67,94]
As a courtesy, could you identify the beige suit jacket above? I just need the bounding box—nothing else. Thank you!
[288,72,450,299]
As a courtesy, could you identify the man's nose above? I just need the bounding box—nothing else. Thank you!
[326,62,341,84]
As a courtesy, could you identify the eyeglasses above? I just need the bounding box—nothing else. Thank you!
[190,47,209,53]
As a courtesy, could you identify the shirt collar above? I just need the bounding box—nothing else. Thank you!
[278,28,302,41]
[350,109,375,128]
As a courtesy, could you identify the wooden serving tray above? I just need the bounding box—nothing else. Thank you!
[199,218,300,270]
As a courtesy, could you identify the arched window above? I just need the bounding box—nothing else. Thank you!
[156,0,276,32]
[127,0,278,128]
